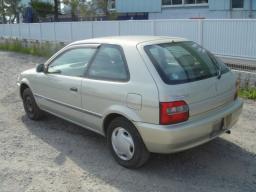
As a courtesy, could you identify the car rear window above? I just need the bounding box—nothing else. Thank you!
[144,41,229,84]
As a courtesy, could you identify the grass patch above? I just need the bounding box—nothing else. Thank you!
[239,87,256,100]
[0,40,64,58]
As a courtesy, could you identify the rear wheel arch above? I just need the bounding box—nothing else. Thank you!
[103,112,142,137]
[102,106,143,136]
[103,113,128,136]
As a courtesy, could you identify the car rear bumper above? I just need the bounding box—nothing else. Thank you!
[134,99,243,154]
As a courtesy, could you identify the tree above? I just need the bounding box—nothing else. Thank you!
[31,0,53,19]
[64,0,96,21]
[94,0,118,20]
[63,0,118,21]
[63,0,79,21]
[0,0,7,23]
[96,0,107,17]
[53,0,59,21]
[79,2,95,20]
[5,0,23,23]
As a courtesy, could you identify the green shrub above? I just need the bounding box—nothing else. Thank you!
[0,39,64,58]
[239,87,256,100]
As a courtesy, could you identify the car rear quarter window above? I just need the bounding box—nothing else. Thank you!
[144,41,229,84]
[87,44,129,81]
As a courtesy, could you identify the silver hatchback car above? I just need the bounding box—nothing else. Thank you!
[18,36,243,168]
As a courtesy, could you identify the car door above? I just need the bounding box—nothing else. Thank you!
[80,44,130,132]
[33,45,97,124]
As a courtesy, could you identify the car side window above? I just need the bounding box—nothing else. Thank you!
[48,47,96,77]
[87,44,129,81]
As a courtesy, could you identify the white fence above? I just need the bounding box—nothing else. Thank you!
[0,19,256,60]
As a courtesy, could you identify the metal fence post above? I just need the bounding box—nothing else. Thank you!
[54,22,56,42]
[70,22,73,42]
[152,20,156,35]
[28,23,31,41]
[118,21,120,36]
[18,23,21,40]
[198,19,203,46]
[91,22,94,38]
[39,23,42,42]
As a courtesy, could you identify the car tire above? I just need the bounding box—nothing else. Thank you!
[107,117,150,169]
[22,88,44,120]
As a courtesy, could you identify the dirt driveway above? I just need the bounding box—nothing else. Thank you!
[0,51,255,192]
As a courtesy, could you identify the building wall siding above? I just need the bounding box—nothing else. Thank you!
[253,0,256,10]
[116,0,161,13]
[209,0,230,10]
[149,0,256,19]
[149,9,256,19]
[149,7,231,19]
[243,0,256,10]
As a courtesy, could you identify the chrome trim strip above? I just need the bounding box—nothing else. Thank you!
[34,94,102,118]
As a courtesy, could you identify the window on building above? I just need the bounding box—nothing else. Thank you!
[173,0,183,5]
[162,0,182,5]
[162,0,208,6]
[232,0,244,8]
[184,0,208,4]
[196,0,208,3]
[184,0,195,4]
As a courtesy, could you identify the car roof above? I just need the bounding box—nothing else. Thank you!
[71,36,187,46]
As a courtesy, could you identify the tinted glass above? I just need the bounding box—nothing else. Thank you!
[162,0,172,5]
[162,0,182,5]
[232,0,244,8]
[88,45,129,81]
[185,0,195,4]
[145,41,229,84]
[48,48,96,77]
[163,0,207,5]
[173,0,182,4]
[196,0,208,3]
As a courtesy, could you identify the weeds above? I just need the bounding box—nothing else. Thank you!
[239,87,256,100]
[0,39,64,58]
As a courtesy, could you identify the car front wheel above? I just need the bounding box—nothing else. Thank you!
[22,88,43,120]
[107,117,150,169]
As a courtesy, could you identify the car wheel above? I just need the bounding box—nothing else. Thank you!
[107,117,150,169]
[22,88,43,120]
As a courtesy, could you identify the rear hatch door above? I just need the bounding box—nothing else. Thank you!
[142,40,236,117]
[158,73,235,117]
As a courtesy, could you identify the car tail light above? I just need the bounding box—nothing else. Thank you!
[160,101,189,125]
[234,79,240,100]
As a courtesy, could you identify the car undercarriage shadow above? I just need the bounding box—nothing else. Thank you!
[22,113,256,192]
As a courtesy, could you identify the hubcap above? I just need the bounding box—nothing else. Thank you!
[111,127,135,161]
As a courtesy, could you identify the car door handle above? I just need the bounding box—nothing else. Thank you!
[70,87,78,92]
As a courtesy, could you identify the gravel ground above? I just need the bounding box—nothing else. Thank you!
[0,51,256,192]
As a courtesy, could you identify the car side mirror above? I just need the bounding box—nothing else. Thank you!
[36,63,45,73]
